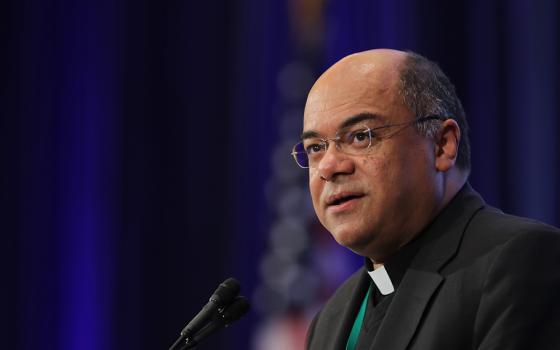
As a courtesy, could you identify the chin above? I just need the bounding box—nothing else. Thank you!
[331,227,374,255]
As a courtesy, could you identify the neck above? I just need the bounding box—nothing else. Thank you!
[441,168,468,209]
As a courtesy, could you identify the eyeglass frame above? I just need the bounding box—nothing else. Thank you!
[291,115,448,169]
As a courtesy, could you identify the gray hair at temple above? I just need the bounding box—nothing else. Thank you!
[398,51,471,171]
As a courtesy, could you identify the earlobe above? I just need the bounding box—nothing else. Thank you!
[434,119,460,172]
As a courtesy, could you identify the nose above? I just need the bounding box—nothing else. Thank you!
[317,145,355,181]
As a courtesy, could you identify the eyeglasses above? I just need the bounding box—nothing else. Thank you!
[291,115,446,169]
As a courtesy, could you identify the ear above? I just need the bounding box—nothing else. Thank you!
[434,119,461,172]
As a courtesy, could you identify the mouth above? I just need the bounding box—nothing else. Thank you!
[326,192,365,208]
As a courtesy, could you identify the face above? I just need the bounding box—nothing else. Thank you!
[303,51,441,262]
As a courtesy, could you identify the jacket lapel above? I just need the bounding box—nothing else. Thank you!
[370,270,442,350]
[309,270,370,350]
[370,184,486,350]
[329,272,370,350]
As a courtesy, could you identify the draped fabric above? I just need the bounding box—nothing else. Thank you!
[4,1,558,349]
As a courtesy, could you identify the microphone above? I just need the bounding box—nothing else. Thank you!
[180,296,250,350]
[169,278,242,350]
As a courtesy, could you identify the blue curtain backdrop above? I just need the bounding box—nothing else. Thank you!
[4,0,558,349]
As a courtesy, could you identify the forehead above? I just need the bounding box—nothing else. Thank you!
[303,57,410,134]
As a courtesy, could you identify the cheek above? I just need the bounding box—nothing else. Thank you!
[359,152,407,196]
[308,172,322,204]
[360,153,391,178]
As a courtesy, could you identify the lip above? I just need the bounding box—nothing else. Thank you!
[327,196,362,214]
[325,192,365,213]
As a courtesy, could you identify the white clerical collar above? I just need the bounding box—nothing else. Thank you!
[367,265,395,295]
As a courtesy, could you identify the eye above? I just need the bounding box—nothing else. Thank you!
[348,129,371,144]
[305,142,326,154]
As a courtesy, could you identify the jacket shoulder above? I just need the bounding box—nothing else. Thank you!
[445,206,560,273]
[473,206,559,235]
[469,206,560,246]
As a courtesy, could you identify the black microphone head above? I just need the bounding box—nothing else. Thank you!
[220,296,250,325]
[184,296,251,348]
[209,278,240,306]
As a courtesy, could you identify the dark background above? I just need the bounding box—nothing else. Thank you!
[3,0,558,349]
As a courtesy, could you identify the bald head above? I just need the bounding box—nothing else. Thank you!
[306,50,409,122]
[318,49,407,83]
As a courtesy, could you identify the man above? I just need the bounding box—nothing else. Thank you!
[292,49,560,349]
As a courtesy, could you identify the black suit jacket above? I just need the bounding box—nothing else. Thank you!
[306,185,560,350]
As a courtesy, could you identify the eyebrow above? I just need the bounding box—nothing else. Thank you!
[300,113,379,140]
